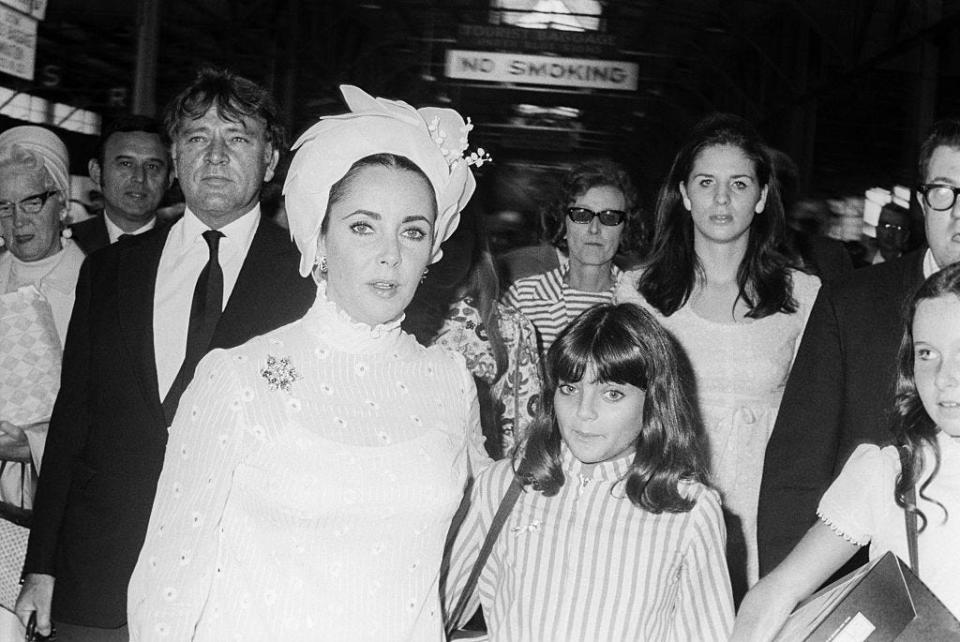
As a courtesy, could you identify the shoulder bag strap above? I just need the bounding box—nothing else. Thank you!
[899,446,919,574]
[447,475,524,635]
[513,316,522,430]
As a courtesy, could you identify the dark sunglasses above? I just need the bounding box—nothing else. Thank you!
[566,206,626,226]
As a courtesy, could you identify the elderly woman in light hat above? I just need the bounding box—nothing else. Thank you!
[128,86,491,641]
[0,125,84,507]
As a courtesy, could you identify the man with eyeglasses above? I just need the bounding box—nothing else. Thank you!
[867,199,912,265]
[758,118,960,578]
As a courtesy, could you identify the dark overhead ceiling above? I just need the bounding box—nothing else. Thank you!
[19,0,960,199]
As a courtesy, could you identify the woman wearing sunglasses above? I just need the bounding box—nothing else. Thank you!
[504,159,642,358]
[616,113,820,599]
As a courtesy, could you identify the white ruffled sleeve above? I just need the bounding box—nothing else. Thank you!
[816,443,899,547]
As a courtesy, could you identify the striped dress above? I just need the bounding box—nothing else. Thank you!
[443,449,734,641]
[503,265,620,357]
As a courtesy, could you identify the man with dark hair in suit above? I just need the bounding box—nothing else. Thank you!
[15,67,317,640]
[71,115,172,253]
[758,118,960,577]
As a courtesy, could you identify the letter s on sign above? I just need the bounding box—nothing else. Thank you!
[41,64,60,87]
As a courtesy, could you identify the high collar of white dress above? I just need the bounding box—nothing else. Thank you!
[302,279,417,356]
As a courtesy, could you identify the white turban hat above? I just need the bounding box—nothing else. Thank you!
[0,125,70,198]
[284,85,488,277]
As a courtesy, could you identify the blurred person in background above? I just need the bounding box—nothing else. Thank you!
[758,117,960,582]
[871,201,912,265]
[504,159,643,357]
[617,113,821,599]
[431,210,541,458]
[72,115,172,254]
[824,194,872,268]
[768,147,853,282]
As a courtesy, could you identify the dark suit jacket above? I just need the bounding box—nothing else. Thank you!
[69,216,110,255]
[791,231,854,284]
[757,249,926,576]
[24,218,316,628]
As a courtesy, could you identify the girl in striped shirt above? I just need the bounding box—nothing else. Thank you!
[443,303,734,641]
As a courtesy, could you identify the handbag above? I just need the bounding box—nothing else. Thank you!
[446,475,523,638]
[0,458,33,614]
[0,506,29,612]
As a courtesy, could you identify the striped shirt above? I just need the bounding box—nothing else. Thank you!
[503,265,620,357]
[443,448,734,641]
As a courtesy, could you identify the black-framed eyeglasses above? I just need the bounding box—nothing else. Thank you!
[566,206,626,226]
[0,190,58,221]
[916,184,960,211]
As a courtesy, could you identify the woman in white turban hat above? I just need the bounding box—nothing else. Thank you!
[129,86,493,641]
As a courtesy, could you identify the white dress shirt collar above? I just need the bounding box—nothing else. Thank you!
[153,204,262,399]
[104,213,156,244]
[923,248,941,279]
[170,205,261,261]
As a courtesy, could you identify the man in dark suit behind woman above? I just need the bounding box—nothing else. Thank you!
[71,115,173,254]
[758,118,960,577]
[15,67,316,640]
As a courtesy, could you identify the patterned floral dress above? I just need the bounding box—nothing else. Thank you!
[432,297,541,456]
[128,284,491,641]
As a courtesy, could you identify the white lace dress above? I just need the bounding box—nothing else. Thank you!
[616,270,820,586]
[128,283,491,641]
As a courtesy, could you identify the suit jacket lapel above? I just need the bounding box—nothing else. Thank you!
[210,219,283,350]
[906,248,928,291]
[94,218,110,249]
[118,227,170,426]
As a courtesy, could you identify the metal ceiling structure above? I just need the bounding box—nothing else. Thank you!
[15,0,960,202]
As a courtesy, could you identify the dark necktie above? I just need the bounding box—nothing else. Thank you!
[162,229,224,423]
[118,233,134,242]
[185,230,224,364]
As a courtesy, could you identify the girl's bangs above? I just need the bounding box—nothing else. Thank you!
[551,321,650,390]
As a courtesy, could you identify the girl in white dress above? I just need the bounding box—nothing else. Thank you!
[616,114,820,594]
[733,262,960,639]
[127,86,491,641]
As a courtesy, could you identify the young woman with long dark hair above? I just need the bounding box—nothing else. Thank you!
[616,113,821,593]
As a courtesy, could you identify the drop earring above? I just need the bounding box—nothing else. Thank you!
[420,267,429,283]
[60,209,72,240]
[319,256,328,273]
